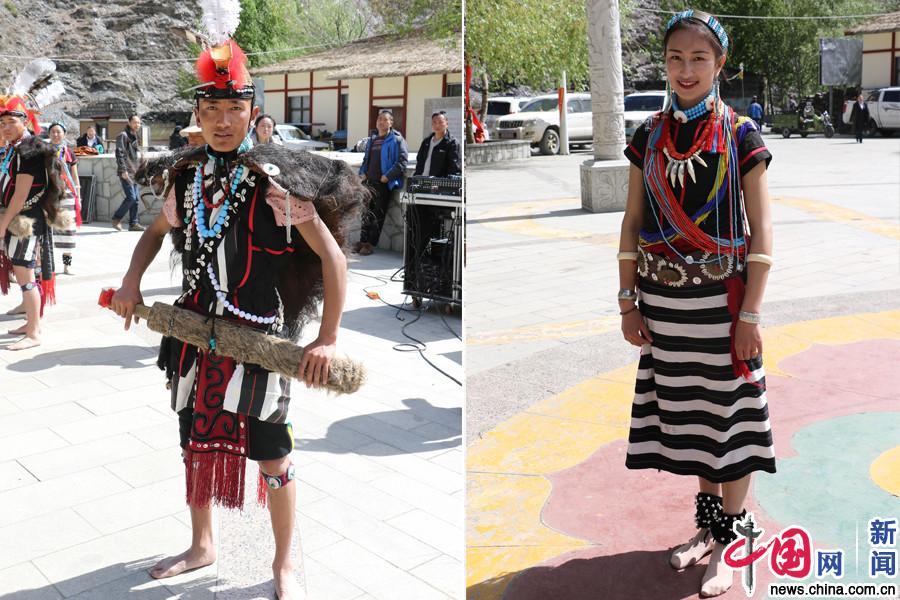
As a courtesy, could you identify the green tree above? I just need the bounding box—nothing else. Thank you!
[655,0,900,102]
[234,0,300,66]
[368,0,462,37]
[466,0,590,92]
[294,0,376,47]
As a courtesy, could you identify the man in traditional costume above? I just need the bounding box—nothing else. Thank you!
[110,3,365,596]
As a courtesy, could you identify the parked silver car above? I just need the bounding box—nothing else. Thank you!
[274,124,329,150]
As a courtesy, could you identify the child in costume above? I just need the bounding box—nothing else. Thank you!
[617,10,775,597]
[110,2,365,597]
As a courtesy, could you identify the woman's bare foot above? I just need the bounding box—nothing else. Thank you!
[5,304,24,316]
[273,561,302,599]
[7,323,38,336]
[670,528,715,569]
[149,546,216,579]
[700,542,734,597]
[7,334,40,351]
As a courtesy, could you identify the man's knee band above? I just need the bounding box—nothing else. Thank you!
[20,282,36,292]
[261,462,295,490]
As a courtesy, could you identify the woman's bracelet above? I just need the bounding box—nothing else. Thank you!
[738,310,761,324]
[617,288,638,301]
[746,253,774,266]
[620,305,639,316]
[616,251,638,261]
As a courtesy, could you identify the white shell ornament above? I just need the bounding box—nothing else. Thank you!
[262,163,280,176]
[673,110,688,123]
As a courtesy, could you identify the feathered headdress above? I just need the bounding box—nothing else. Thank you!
[194,0,254,101]
[1,59,65,134]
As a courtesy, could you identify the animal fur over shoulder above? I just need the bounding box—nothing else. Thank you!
[8,136,64,223]
[136,144,368,340]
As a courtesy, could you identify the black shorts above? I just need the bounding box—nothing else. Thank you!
[177,407,294,461]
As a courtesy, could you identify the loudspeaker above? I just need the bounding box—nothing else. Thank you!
[402,195,462,305]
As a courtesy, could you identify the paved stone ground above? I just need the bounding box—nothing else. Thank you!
[465,133,900,599]
[0,222,463,599]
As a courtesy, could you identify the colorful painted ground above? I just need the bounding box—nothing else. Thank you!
[467,310,900,600]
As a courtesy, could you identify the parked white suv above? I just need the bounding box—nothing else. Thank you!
[624,91,666,139]
[494,93,592,155]
[843,87,900,137]
[483,97,532,139]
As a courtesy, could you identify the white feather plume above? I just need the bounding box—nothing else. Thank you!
[9,58,57,96]
[31,80,66,109]
[200,0,242,46]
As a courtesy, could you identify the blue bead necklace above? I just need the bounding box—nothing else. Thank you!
[672,91,715,122]
[192,159,244,240]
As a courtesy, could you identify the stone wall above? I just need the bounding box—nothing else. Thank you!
[465,141,531,165]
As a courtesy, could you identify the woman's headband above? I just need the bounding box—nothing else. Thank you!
[666,9,729,52]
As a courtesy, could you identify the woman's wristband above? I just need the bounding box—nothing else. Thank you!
[738,310,761,324]
[746,253,773,266]
[620,305,639,316]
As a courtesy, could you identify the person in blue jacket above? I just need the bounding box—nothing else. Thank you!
[748,95,763,130]
[356,109,408,255]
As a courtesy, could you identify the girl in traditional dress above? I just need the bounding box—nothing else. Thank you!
[48,122,81,274]
[618,10,775,597]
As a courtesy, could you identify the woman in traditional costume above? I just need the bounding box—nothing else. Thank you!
[617,10,775,597]
[47,122,81,274]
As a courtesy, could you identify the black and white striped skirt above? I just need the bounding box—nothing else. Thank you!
[625,277,776,483]
[53,189,77,250]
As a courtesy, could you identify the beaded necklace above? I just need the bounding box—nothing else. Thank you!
[671,91,715,123]
[0,146,12,177]
[181,146,282,330]
[640,104,747,268]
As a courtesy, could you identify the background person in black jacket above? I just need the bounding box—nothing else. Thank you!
[75,125,104,153]
[849,94,870,143]
[112,115,145,231]
[414,111,461,177]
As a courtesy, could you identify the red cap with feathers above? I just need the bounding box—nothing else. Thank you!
[0,96,41,134]
[195,40,254,100]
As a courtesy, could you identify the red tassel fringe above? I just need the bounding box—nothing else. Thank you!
[39,274,55,317]
[185,447,247,511]
[257,471,269,508]
[723,276,762,386]
[0,254,11,296]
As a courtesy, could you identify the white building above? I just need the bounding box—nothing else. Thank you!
[252,31,462,147]
[845,12,900,89]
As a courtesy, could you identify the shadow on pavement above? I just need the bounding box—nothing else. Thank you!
[296,398,461,455]
[469,549,707,600]
[0,558,217,600]
[339,304,461,346]
[468,207,587,226]
[5,344,156,372]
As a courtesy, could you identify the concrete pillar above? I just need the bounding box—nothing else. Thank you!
[580,0,630,213]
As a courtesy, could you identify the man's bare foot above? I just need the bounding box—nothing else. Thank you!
[5,304,24,316]
[700,542,734,597]
[273,562,302,600]
[7,335,40,351]
[149,546,216,579]
[670,528,715,569]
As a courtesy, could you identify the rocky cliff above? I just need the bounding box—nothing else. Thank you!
[0,0,201,124]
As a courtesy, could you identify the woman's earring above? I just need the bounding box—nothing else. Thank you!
[662,80,673,114]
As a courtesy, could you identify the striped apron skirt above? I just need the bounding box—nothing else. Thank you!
[625,268,776,483]
[53,188,77,250]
